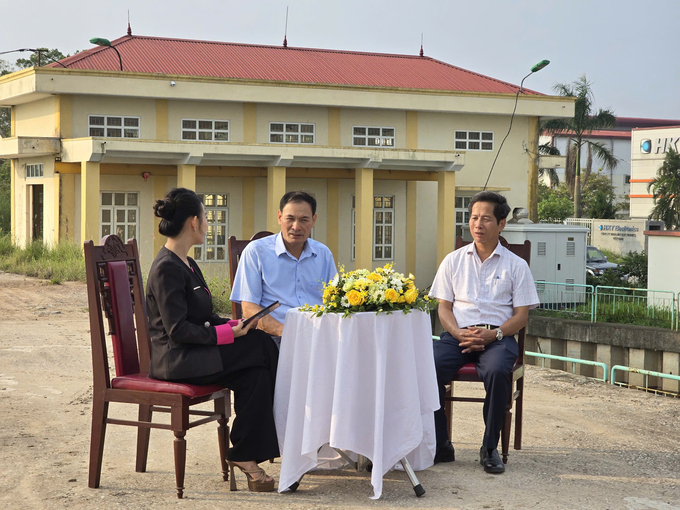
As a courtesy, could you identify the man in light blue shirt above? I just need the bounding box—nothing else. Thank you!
[230,191,336,346]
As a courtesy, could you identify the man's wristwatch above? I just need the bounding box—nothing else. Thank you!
[495,328,504,341]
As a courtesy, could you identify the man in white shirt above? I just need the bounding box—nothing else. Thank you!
[429,191,539,473]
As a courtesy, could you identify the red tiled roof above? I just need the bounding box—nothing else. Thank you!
[48,35,540,95]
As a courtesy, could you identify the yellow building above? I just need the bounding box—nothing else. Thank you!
[0,34,573,285]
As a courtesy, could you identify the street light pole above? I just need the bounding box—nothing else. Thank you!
[89,38,123,71]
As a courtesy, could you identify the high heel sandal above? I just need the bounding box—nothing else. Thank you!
[227,460,276,492]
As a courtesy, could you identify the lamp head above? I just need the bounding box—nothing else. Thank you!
[90,37,112,47]
[531,59,550,73]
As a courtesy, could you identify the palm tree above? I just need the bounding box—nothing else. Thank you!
[648,147,680,230]
[541,75,618,217]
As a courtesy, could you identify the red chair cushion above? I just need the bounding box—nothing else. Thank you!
[111,373,224,398]
[457,363,479,377]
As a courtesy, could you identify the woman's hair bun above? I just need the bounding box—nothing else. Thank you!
[153,198,176,220]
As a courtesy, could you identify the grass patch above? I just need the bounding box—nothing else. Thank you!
[0,235,85,282]
[599,248,625,265]
[208,275,232,316]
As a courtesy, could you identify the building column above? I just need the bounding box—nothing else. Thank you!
[81,161,100,244]
[266,166,286,232]
[59,173,76,241]
[406,181,417,276]
[177,164,196,191]
[355,168,374,270]
[10,159,15,244]
[527,116,539,223]
[436,171,456,266]
[153,176,168,255]
[241,177,256,239]
[326,179,339,262]
[51,171,60,247]
[406,111,418,149]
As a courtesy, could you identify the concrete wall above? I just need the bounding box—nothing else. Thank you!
[526,316,680,393]
[590,219,649,254]
[14,96,59,137]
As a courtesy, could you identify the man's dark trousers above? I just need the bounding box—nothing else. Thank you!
[433,332,518,450]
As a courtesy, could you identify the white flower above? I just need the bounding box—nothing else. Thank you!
[331,274,339,286]
[342,280,354,292]
[391,278,403,288]
[341,296,350,308]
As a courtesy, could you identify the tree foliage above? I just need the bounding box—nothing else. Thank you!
[537,182,572,222]
[581,173,618,219]
[541,75,618,217]
[648,147,680,230]
[15,48,66,69]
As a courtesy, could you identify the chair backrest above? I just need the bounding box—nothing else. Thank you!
[84,236,151,390]
[454,236,531,360]
[227,231,274,319]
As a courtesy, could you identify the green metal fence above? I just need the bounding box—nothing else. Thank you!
[594,286,675,330]
[532,282,678,330]
[533,282,594,322]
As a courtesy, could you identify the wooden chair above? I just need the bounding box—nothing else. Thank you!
[227,231,274,319]
[84,235,232,498]
[443,235,531,464]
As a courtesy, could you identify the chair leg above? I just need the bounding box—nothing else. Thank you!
[173,431,187,499]
[215,396,230,482]
[88,397,109,489]
[514,377,524,451]
[445,384,453,441]
[501,410,511,464]
[135,404,153,473]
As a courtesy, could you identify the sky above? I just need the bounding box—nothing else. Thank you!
[2,0,679,119]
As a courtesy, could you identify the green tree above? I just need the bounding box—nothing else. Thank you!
[581,173,618,219]
[0,159,10,234]
[541,75,618,218]
[648,147,680,230]
[15,48,66,69]
[537,182,573,222]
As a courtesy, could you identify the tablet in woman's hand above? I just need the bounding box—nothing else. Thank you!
[241,301,280,327]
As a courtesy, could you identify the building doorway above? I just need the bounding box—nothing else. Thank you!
[29,184,43,241]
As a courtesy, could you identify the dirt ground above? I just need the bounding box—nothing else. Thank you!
[0,271,679,510]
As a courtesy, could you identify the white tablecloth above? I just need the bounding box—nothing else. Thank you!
[273,309,439,499]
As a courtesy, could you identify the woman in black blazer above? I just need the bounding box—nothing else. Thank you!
[146,188,279,492]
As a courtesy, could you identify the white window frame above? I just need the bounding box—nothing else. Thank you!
[89,115,140,139]
[269,122,315,144]
[100,192,140,241]
[454,130,494,151]
[455,195,472,238]
[352,126,396,148]
[350,195,395,261]
[26,163,44,178]
[195,193,229,262]
[181,119,229,142]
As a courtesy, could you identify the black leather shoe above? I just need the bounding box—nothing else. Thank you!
[434,441,455,464]
[479,446,505,474]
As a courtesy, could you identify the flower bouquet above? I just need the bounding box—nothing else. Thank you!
[301,263,436,317]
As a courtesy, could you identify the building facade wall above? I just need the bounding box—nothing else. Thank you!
[630,126,680,220]
[14,96,59,138]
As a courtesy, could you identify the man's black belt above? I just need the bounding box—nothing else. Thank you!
[469,324,499,329]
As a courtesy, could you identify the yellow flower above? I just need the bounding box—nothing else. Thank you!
[346,289,365,306]
[398,295,406,303]
[404,287,418,304]
[367,272,382,282]
[323,285,336,302]
[384,288,399,303]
